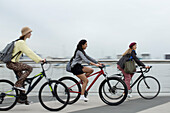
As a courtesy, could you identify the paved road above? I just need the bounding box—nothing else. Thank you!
[70,96,170,113]
[2,95,170,113]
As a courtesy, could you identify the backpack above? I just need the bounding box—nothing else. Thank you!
[0,39,21,63]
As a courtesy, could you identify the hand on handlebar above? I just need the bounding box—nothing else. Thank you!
[41,59,46,63]
[139,66,151,69]
[94,64,102,67]
[145,66,150,69]
[98,62,103,65]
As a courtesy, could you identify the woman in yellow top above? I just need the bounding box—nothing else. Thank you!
[6,27,45,91]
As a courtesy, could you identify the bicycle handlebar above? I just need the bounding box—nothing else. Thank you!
[137,66,152,73]
[41,61,48,66]
[145,66,152,73]
[41,61,51,71]
[99,64,106,69]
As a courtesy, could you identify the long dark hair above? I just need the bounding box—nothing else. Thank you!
[70,39,87,62]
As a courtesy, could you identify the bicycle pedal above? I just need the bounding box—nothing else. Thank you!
[84,100,88,102]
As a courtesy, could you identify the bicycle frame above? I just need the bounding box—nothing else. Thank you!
[130,67,149,88]
[130,73,144,88]
[69,68,106,93]
[25,72,45,95]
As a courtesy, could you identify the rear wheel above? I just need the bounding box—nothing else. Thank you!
[99,77,128,106]
[59,77,81,104]
[0,80,18,111]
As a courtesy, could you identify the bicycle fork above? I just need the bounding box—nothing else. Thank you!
[104,74,116,94]
[48,81,57,97]
[143,78,150,89]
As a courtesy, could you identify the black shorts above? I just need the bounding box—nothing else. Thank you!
[71,64,84,75]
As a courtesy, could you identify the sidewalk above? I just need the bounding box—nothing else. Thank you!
[3,95,170,113]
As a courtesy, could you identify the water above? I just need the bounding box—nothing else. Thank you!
[0,63,170,94]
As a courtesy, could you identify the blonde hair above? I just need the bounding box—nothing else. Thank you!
[122,48,132,56]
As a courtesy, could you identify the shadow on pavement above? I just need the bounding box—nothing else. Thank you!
[69,96,170,113]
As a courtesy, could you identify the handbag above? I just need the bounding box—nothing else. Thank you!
[124,60,136,74]
[66,61,72,72]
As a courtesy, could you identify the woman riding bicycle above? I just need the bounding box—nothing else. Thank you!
[70,39,102,102]
[6,27,45,104]
[117,42,149,98]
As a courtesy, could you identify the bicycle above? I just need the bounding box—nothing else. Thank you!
[114,66,160,99]
[58,64,128,106]
[0,61,70,111]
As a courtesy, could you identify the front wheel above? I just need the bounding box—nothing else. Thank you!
[39,80,70,111]
[99,77,128,106]
[137,76,160,99]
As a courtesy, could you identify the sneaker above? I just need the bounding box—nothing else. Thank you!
[80,95,89,102]
[83,97,88,102]
[128,93,132,98]
[17,99,26,104]
[25,100,33,105]
[17,99,33,105]
[14,86,25,91]
[80,97,88,102]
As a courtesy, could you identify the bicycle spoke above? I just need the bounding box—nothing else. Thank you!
[116,88,125,90]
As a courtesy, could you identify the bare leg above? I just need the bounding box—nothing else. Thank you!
[76,74,89,95]
[82,66,94,77]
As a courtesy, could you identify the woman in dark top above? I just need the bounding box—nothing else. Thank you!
[70,39,102,102]
[117,42,149,97]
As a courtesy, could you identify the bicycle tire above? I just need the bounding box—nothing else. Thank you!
[58,77,81,104]
[39,80,70,111]
[137,76,160,99]
[99,77,128,106]
[0,79,18,111]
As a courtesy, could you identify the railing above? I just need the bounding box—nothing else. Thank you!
[1,59,170,64]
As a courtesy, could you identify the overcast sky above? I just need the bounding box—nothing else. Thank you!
[0,0,170,59]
